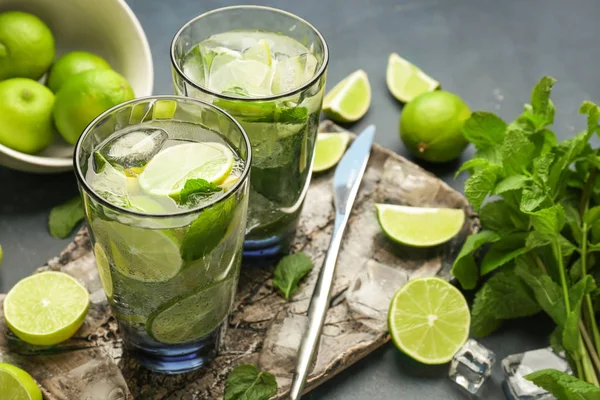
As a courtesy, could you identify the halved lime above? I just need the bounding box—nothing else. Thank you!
[0,363,42,400]
[386,53,439,103]
[93,243,113,298]
[243,39,272,66]
[3,272,89,346]
[323,69,371,123]
[138,142,234,197]
[375,204,464,247]
[95,221,182,283]
[388,277,470,364]
[147,278,235,344]
[313,132,350,172]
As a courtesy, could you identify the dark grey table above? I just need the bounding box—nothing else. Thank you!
[1,0,597,398]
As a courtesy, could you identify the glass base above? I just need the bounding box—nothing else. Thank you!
[126,327,220,374]
[243,232,292,263]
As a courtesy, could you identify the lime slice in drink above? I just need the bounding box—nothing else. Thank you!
[323,69,371,123]
[3,272,89,346]
[147,278,235,344]
[388,277,470,364]
[243,39,272,66]
[313,132,350,172]
[375,204,464,247]
[138,142,234,197]
[386,53,439,103]
[0,363,42,400]
[93,243,113,298]
[96,221,182,283]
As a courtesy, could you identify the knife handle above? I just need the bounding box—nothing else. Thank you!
[289,215,348,400]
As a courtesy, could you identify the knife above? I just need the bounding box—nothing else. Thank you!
[289,125,376,400]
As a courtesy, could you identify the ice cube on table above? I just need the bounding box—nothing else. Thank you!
[502,348,570,400]
[449,339,496,395]
[97,127,168,169]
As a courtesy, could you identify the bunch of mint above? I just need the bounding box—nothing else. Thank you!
[452,77,600,392]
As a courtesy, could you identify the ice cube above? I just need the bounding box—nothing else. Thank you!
[345,260,408,330]
[502,348,570,400]
[98,127,168,169]
[449,339,496,395]
[87,160,129,207]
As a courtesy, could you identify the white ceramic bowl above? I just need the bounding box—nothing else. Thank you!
[0,0,153,173]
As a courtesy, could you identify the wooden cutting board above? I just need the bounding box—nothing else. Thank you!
[0,121,478,399]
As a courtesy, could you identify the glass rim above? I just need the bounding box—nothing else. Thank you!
[73,95,252,219]
[170,5,329,102]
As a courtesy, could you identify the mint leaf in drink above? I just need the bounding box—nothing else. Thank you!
[272,252,313,300]
[493,175,530,195]
[224,364,277,400]
[464,165,500,210]
[480,233,528,275]
[451,230,500,290]
[471,267,540,337]
[176,178,222,204]
[501,130,535,175]
[525,369,600,400]
[461,111,506,150]
[48,196,85,239]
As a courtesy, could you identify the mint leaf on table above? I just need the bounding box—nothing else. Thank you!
[224,364,278,400]
[272,252,313,300]
[176,178,222,204]
[48,197,85,239]
[480,233,528,276]
[451,230,500,290]
[462,111,507,150]
[470,267,541,337]
[464,165,500,210]
[525,369,600,400]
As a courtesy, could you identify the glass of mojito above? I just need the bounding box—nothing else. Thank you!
[74,96,251,374]
[171,6,328,259]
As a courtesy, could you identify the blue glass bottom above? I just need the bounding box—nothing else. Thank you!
[243,232,292,264]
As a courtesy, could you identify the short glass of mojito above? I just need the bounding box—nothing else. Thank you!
[74,96,251,374]
[171,6,328,259]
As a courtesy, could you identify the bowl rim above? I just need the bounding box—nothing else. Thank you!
[0,0,154,171]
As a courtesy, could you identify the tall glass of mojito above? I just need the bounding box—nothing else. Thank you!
[171,6,328,259]
[74,96,251,374]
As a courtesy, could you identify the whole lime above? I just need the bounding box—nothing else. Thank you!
[399,91,471,163]
[0,11,55,81]
[47,51,111,92]
[53,69,134,144]
[0,78,55,153]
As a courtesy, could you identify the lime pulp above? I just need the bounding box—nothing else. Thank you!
[313,132,350,172]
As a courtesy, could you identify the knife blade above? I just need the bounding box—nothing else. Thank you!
[289,125,376,399]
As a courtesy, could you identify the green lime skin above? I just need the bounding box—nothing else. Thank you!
[399,91,471,163]
[0,363,42,400]
[48,51,112,92]
[0,11,55,81]
[53,69,134,144]
[0,78,55,153]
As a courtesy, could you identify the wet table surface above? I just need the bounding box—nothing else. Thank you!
[1,0,599,398]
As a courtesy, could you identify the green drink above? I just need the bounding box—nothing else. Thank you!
[74,97,251,374]
[171,6,328,259]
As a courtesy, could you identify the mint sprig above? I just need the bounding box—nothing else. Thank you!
[272,252,313,300]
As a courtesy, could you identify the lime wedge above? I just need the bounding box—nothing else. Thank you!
[147,277,235,344]
[3,272,90,346]
[323,69,371,123]
[313,132,350,172]
[138,142,234,197]
[93,243,113,298]
[388,277,470,364]
[95,221,182,283]
[376,204,464,247]
[386,53,439,103]
[0,363,42,400]
[243,39,272,66]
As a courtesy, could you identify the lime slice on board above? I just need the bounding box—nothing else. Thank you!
[375,204,464,247]
[3,272,89,346]
[0,363,42,400]
[93,243,113,298]
[95,221,182,283]
[388,277,470,364]
[147,277,235,344]
[138,142,234,197]
[323,69,371,123]
[386,53,439,103]
[313,132,351,172]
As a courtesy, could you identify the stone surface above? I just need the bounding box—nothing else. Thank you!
[0,122,477,399]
